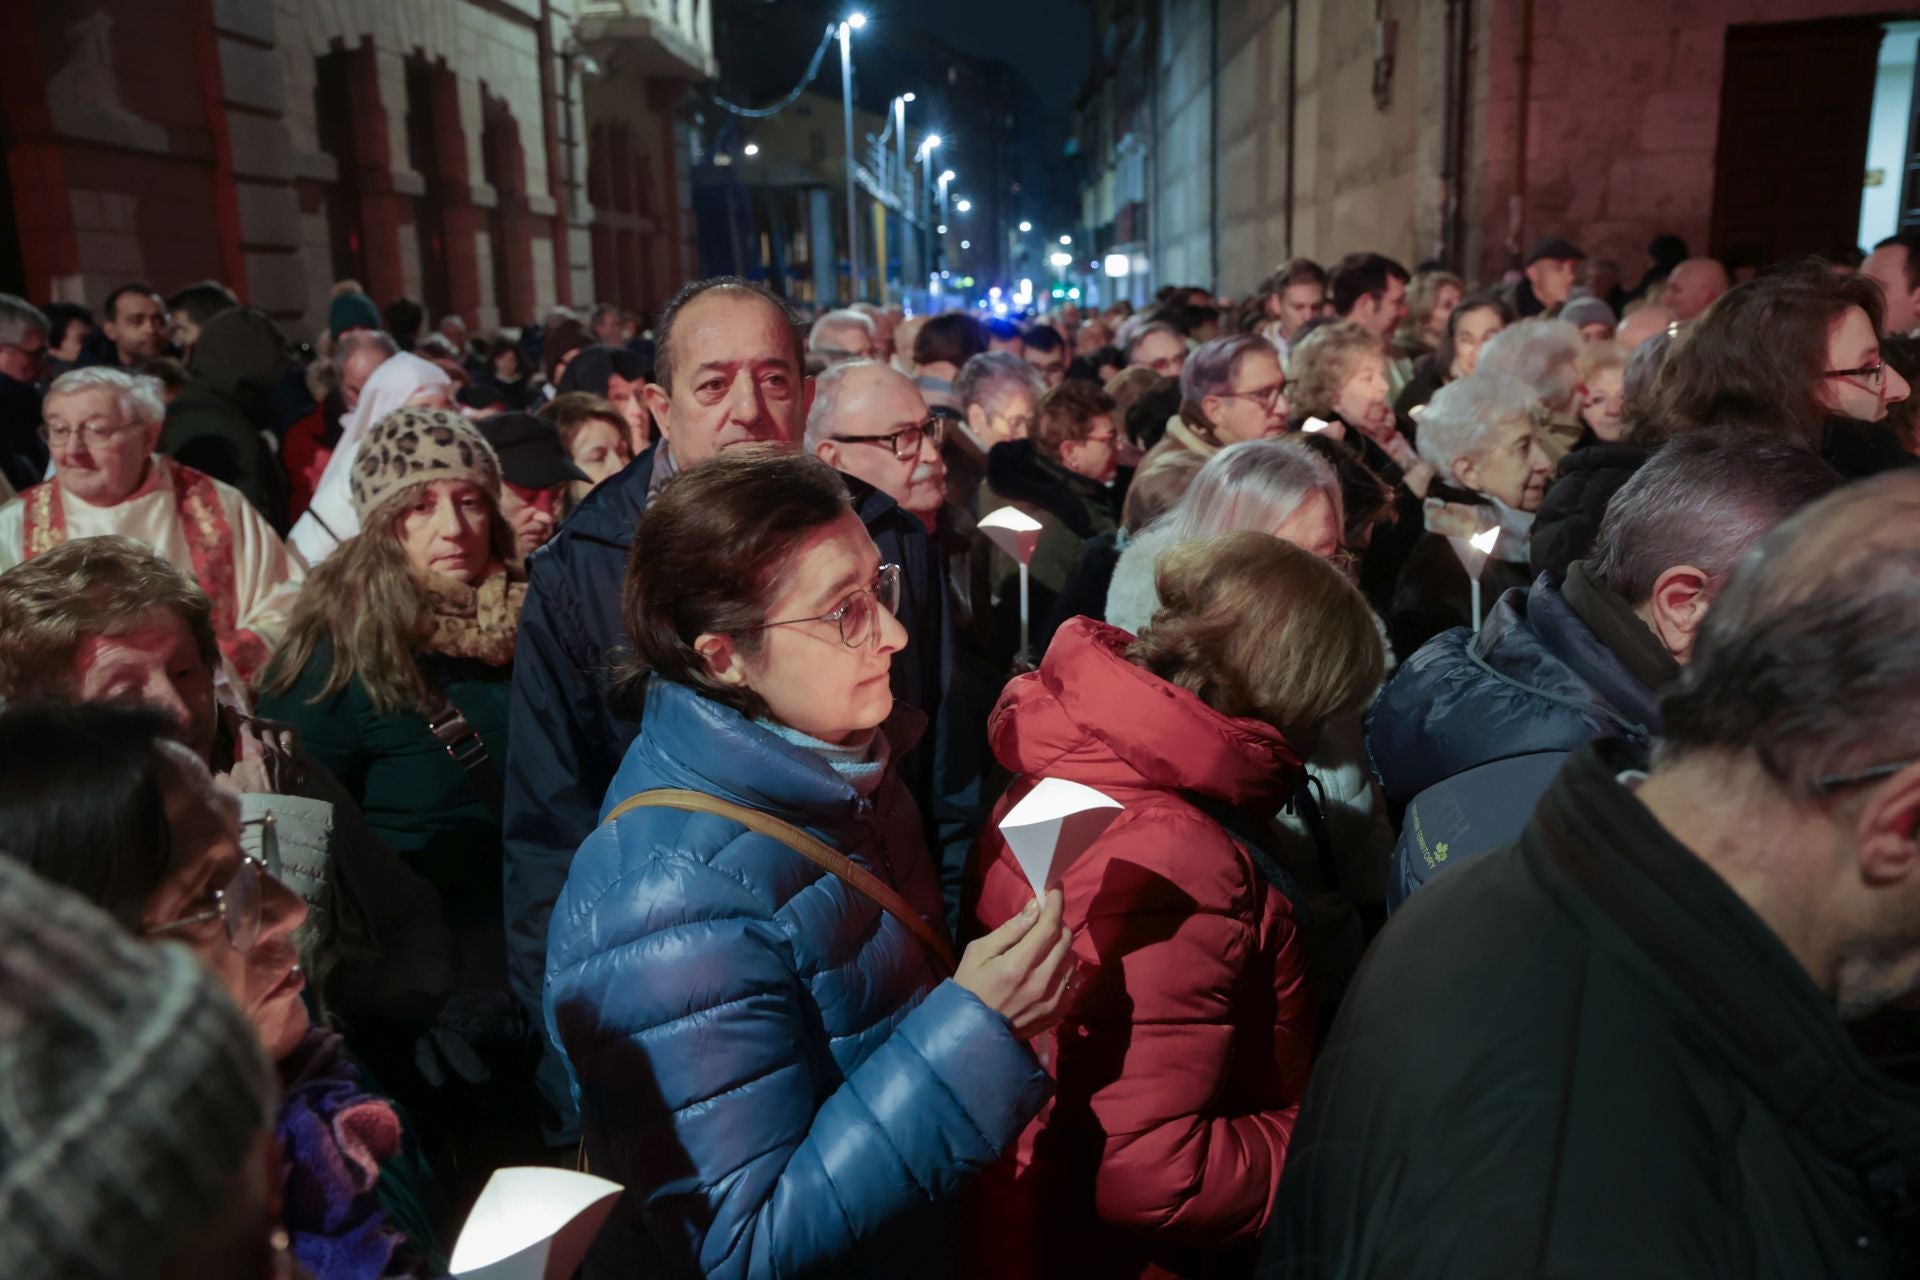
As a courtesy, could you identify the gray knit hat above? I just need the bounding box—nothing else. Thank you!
[349,406,503,520]
[0,853,275,1280]
[1559,294,1617,332]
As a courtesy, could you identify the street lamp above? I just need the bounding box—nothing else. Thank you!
[839,14,866,300]
[1019,220,1032,233]
[1059,234,1072,245]
[743,143,760,157]
[956,199,972,213]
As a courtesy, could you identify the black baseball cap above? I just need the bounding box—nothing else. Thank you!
[1524,236,1586,267]
[478,412,591,490]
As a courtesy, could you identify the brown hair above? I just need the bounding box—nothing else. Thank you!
[0,537,218,700]
[261,489,519,715]
[1653,261,1887,447]
[613,446,852,720]
[1129,531,1384,743]
[1286,322,1385,419]
[1033,380,1117,461]
[541,391,628,452]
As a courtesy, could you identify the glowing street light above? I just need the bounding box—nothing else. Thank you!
[937,224,948,234]
[1050,251,1074,268]
[940,169,955,183]
[961,239,971,249]
[743,143,760,157]
[902,91,916,102]
[846,11,866,28]
[1059,234,1072,245]
[956,198,972,213]
[1018,220,1032,232]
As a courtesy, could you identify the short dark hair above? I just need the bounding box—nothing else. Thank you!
[1587,426,1841,606]
[1430,290,1514,378]
[1168,303,1222,337]
[41,302,93,350]
[166,281,238,329]
[1034,380,1116,460]
[1874,232,1920,294]
[1124,375,1182,451]
[1023,324,1065,356]
[914,313,990,369]
[1264,257,1327,295]
[1330,253,1410,317]
[1654,261,1887,448]
[102,283,160,322]
[383,297,425,340]
[615,446,851,720]
[654,276,800,394]
[0,701,179,932]
[1658,471,1920,790]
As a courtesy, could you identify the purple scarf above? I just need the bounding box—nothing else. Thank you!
[276,1028,425,1280]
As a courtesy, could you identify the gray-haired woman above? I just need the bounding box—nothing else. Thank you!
[1388,374,1553,657]
[1106,437,1395,985]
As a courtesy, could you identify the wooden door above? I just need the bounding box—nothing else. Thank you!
[1711,17,1883,262]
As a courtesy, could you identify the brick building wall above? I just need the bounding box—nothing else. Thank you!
[2,0,711,342]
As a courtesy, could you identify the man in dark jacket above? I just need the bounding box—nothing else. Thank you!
[161,307,292,524]
[0,294,52,493]
[1261,471,1920,1278]
[1370,429,1841,905]
[502,277,945,1143]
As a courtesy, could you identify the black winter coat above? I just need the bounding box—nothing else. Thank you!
[1259,740,1920,1279]
[1385,530,1531,660]
[1528,441,1651,578]
[500,445,950,1140]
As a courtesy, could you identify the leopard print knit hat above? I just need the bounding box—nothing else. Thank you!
[349,406,504,520]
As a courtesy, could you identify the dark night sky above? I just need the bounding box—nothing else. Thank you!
[871,0,1093,118]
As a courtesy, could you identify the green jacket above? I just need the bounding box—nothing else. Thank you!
[1259,740,1920,1279]
[162,306,291,524]
[258,637,511,991]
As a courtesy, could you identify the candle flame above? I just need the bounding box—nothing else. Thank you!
[1470,527,1501,554]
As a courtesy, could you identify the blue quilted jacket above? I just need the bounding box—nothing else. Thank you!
[544,677,1048,1279]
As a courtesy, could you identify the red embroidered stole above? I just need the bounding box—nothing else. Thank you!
[21,462,266,681]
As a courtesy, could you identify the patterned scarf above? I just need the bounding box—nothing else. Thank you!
[419,570,526,666]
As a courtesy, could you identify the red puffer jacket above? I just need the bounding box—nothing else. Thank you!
[966,618,1317,1279]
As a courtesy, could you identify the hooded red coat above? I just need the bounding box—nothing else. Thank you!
[967,618,1316,1279]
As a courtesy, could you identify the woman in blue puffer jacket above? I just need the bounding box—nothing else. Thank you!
[544,447,1073,1279]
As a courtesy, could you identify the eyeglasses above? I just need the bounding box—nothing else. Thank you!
[1218,381,1287,411]
[1811,760,1919,794]
[748,563,902,649]
[1,340,48,366]
[147,846,268,955]
[1823,358,1888,389]
[39,419,140,449]
[829,418,945,461]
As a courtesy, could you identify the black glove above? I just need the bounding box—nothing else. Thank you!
[413,988,533,1090]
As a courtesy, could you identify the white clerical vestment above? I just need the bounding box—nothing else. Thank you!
[0,456,305,684]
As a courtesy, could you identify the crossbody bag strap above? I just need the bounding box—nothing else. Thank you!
[419,677,505,820]
[602,788,956,975]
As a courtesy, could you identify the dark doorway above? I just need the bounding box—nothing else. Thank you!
[404,54,451,321]
[1711,16,1883,262]
[314,48,367,286]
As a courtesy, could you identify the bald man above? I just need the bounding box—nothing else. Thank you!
[1616,304,1679,350]
[1662,259,1729,323]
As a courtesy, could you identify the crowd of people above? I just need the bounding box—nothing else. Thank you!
[5,224,1920,1279]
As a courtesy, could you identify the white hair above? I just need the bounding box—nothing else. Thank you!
[1476,318,1583,408]
[808,308,877,352]
[1163,437,1342,543]
[1414,374,1544,476]
[0,294,48,348]
[44,366,167,426]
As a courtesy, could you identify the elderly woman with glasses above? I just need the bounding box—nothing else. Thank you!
[0,701,440,1279]
[545,448,1071,1280]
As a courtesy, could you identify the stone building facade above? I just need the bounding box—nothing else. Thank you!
[1,0,714,341]
[1075,0,1908,296]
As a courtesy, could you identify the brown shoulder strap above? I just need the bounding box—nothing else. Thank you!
[602,788,956,975]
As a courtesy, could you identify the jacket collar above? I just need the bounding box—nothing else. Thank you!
[985,438,1100,537]
[1530,742,1920,1201]
[1560,561,1678,697]
[993,617,1303,812]
[618,676,926,826]
[1470,573,1662,737]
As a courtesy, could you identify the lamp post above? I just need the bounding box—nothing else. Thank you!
[918,133,941,290]
[839,12,866,302]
